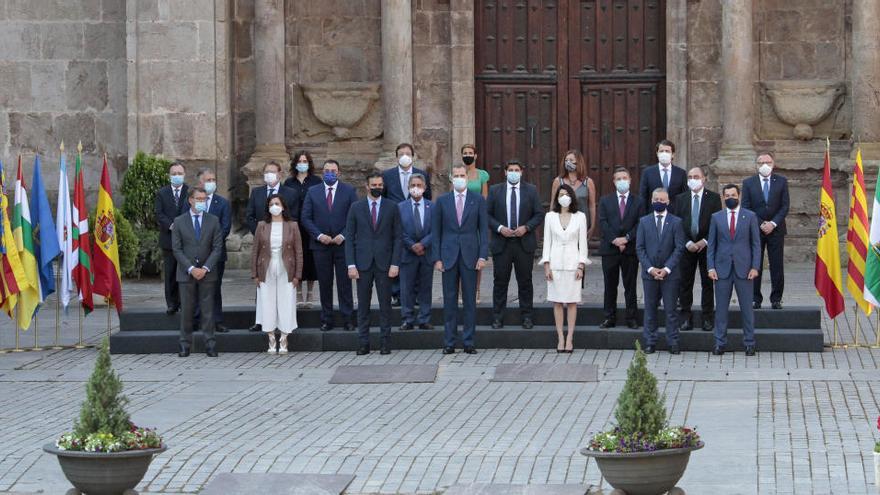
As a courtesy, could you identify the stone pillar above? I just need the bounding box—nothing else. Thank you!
[851,0,880,160]
[450,0,476,175]
[712,0,756,178]
[665,0,688,167]
[243,0,289,188]
[375,0,413,169]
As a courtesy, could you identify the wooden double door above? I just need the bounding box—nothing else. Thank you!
[475,0,666,204]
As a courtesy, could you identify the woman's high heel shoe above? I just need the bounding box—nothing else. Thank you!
[278,333,289,354]
[267,332,277,354]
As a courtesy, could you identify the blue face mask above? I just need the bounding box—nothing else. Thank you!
[170,175,184,186]
[652,201,668,213]
[194,201,207,213]
[323,171,338,185]
[506,171,521,184]
[295,163,309,173]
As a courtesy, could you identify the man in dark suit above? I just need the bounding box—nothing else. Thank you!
[432,164,489,355]
[486,159,544,329]
[637,139,687,213]
[741,152,789,310]
[597,167,643,329]
[672,167,722,332]
[194,168,232,333]
[171,187,224,357]
[397,173,434,330]
[635,188,686,354]
[301,159,359,331]
[345,172,402,355]
[155,160,189,315]
[382,143,432,307]
[708,184,762,356]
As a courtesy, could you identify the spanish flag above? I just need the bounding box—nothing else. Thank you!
[815,139,845,318]
[12,156,41,329]
[846,147,872,315]
[91,156,122,314]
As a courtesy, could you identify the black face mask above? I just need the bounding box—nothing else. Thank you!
[462,156,475,166]
[724,198,739,209]
[369,187,384,198]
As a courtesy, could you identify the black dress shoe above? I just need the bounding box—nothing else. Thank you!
[753,302,761,310]
[400,322,415,331]
[626,320,639,329]
[598,319,616,329]
[712,347,725,356]
[344,323,355,332]
[418,323,434,330]
[380,345,390,355]
[701,320,714,332]
[215,324,229,333]
[320,323,333,332]
[463,346,477,354]
[669,345,681,355]
[745,346,756,356]
[249,323,262,333]
[771,302,783,310]
[356,347,370,356]
[178,344,190,357]
[522,318,534,329]
[491,319,503,329]
[205,343,218,357]
[644,345,656,354]
[391,296,401,307]
[442,347,455,354]
[166,307,179,315]
[679,320,693,331]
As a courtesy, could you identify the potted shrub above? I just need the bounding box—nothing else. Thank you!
[874,416,880,491]
[581,342,703,495]
[120,151,170,278]
[43,338,165,495]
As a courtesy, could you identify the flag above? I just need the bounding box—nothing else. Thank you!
[0,158,29,319]
[71,143,94,314]
[92,156,122,313]
[56,143,74,309]
[12,156,41,329]
[30,154,61,304]
[814,139,845,318]
[846,147,872,315]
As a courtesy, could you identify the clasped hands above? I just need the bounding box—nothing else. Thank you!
[318,234,344,245]
[499,226,528,238]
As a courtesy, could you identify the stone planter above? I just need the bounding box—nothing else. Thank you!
[581,442,704,495]
[43,443,166,495]
[301,82,381,139]
[762,80,845,140]
[874,450,880,492]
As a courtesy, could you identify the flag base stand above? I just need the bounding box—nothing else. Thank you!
[830,319,847,349]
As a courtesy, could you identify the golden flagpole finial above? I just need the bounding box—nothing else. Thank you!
[77,141,83,153]
[60,141,64,152]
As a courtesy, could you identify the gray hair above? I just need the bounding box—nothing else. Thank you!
[651,187,669,198]
[408,173,427,186]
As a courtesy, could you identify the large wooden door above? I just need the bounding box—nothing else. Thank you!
[475,0,665,201]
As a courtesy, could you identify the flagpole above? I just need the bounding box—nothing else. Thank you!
[853,305,862,347]
[106,298,111,339]
[12,306,22,352]
[53,260,61,349]
[831,318,846,349]
[75,304,85,349]
[874,311,880,349]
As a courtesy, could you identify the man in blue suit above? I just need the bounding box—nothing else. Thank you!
[196,167,231,333]
[432,163,489,354]
[741,152,789,310]
[345,171,402,355]
[397,173,434,330]
[637,140,687,213]
[383,143,432,307]
[635,188,686,354]
[302,159,359,331]
[708,184,762,356]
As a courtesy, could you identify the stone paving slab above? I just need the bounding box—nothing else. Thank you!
[329,364,438,384]
[491,363,598,382]
[442,484,594,494]
[200,473,355,494]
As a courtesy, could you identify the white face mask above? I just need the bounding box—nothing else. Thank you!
[615,179,630,194]
[557,195,572,209]
[269,204,283,216]
[452,177,467,192]
[264,172,278,185]
[398,154,413,168]
[657,151,673,165]
[409,186,424,199]
[687,178,703,192]
[758,164,772,177]
[203,181,217,195]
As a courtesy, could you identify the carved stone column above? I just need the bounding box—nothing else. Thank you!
[851,0,880,160]
[375,0,413,170]
[243,0,289,188]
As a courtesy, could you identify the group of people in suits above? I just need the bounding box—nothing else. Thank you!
[158,137,789,358]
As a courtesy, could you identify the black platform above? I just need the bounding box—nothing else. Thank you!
[110,305,824,353]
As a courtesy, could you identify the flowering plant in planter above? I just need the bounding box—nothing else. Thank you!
[57,423,163,453]
[875,416,880,453]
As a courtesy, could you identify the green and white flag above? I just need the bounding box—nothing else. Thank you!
[864,172,880,306]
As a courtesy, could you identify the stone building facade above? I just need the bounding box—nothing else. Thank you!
[0,0,877,262]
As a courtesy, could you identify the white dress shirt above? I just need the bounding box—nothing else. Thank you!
[686,190,703,249]
[398,167,412,199]
[498,182,522,232]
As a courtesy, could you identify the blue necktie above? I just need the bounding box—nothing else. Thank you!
[194,215,201,241]
[662,168,669,190]
[762,178,769,203]
[413,202,422,238]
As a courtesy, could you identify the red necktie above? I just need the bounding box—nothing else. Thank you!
[371,201,378,229]
[326,187,333,211]
[619,195,626,219]
[729,210,736,239]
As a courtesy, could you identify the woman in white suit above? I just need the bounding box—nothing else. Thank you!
[540,184,590,352]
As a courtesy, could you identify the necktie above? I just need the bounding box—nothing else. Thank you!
[402,172,410,198]
[269,187,275,197]
[326,187,333,211]
[371,201,378,229]
[662,168,669,190]
[656,214,663,239]
[510,186,518,228]
[729,210,736,240]
[762,178,769,203]
[194,215,201,241]
[691,194,700,237]
[413,202,422,237]
[619,195,626,219]
[173,188,179,208]
[456,194,464,226]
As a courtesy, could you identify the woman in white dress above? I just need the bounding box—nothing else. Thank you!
[251,195,303,354]
[540,184,590,353]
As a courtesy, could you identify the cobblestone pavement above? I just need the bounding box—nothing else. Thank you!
[1,263,879,494]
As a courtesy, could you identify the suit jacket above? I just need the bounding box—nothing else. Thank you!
[245,184,300,234]
[206,193,232,261]
[672,188,723,243]
[638,164,687,212]
[430,190,489,269]
[398,197,433,265]
[597,192,643,256]
[635,212,686,280]
[741,174,790,235]
[301,181,359,250]
[171,211,223,282]
[539,211,589,270]
[250,220,304,283]
[344,197,402,271]
[707,208,761,280]
[155,184,189,250]
[486,181,544,255]
[382,166,433,203]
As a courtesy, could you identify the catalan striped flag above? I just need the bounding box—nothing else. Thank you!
[846,148,872,315]
[814,139,845,319]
